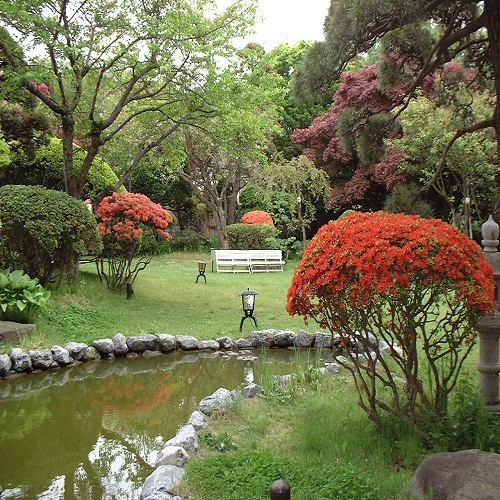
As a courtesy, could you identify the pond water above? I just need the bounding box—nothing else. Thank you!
[0,349,326,499]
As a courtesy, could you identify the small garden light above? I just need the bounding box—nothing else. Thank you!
[240,288,258,332]
[196,260,207,283]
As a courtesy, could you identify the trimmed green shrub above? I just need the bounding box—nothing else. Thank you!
[227,223,279,250]
[0,268,51,323]
[160,230,219,253]
[0,185,102,284]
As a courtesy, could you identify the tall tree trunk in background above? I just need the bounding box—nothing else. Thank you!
[485,0,500,164]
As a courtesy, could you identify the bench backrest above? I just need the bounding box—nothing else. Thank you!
[215,249,282,260]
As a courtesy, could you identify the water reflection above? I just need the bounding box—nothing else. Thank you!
[0,349,328,499]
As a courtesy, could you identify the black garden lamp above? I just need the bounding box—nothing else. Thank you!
[240,288,258,332]
[196,260,207,283]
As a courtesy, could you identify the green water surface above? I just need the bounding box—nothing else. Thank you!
[0,349,313,499]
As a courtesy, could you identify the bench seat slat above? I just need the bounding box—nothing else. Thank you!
[214,250,284,273]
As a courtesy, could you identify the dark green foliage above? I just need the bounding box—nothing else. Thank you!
[384,183,435,218]
[227,223,279,250]
[0,185,102,284]
[185,449,379,499]
[429,376,500,453]
[158,229,219,253]
[198,431,237,453]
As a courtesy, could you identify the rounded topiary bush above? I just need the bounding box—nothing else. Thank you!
[227,223,278,250]
[0,185,102,284]
[240,210,274,225]
[287,211,494,439]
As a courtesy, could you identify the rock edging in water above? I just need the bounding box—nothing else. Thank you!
[0,329,339,379]
[140,387,255,499]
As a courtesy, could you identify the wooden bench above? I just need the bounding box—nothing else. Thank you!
[214,250,285,273]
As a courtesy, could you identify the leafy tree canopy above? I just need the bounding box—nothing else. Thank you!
[0,0,258,200]
[294,0,500,178]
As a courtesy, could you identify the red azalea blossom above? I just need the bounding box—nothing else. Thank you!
[95,192,172,249]
[287,211,494,323]
[240,210,274,226]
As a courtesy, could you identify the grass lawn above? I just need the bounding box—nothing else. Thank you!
[12,252,310,350]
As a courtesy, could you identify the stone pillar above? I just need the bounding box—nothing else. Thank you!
[477,215,500,411]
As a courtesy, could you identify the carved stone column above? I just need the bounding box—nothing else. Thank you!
[477,215,500,410]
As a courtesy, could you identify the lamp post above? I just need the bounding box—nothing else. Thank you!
[240,288,258,332]
[196,260,207,283]
[297,195,306,250]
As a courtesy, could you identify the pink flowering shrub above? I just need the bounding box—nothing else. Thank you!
[95,192,172,290]
[240,210,274,226]
[287,211,494,439]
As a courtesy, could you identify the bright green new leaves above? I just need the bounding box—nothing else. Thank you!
[0,269,51,323]
[388,91,499,225]
[0,0,258,199]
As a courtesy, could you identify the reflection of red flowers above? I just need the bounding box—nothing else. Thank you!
[95,192,172,246]
[91,372,174,416]
[241,210,274,226]
[287,211,495,323]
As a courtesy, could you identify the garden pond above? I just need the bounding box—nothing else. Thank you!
[0,348,330,499]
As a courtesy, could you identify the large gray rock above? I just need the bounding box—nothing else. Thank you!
[29,349,53,370]
[112,333,129,356]
[175,335,198,350]
[83,346,102,361]
[157,334,176,353]
[408,449,500,499]
[164,424,198,454]
[92,338,114,355]
[127,334,159,353]
[51,345,72,365]
[314,332,332,348]
[273,330,295,347]
[0,353,12,376]
[187,410,209,431]
[198,387,242,415]
[233,338,252,349]
[10,348,32,372]
[64,342,89,361]
[198,339,219,350]
[242,383,261,398]
[247,329,276,348]
[140,465,185,499]
[154,445,189,468]
[216,336,233,349]
[293,330,315,348]
[0,321,36,345]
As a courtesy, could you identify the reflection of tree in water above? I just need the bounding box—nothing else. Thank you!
[0,350,310,498]
[0,376,103,497]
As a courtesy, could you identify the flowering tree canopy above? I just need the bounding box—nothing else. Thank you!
[287,211,494,438]
[96,192,171,246]
[95,192,172,290]
[240,210,274,226]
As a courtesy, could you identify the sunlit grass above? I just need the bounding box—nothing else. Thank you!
[13,252,310,350]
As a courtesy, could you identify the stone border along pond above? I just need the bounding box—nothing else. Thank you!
[0,328,381,499]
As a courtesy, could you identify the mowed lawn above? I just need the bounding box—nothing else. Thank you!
[26,252,311,349]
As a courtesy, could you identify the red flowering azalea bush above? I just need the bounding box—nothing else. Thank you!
[240,210,274,226]
[287,211,494,439]
[95,192,172,290]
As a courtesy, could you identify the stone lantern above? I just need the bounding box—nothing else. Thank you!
[477,214,500,410]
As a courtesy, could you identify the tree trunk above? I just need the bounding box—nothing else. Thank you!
[214,206,229,249]
[61,116,76,196]
[485,0,500,163]
[227,169,242,225]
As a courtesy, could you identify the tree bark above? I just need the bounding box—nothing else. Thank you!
[485,0,500,162]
